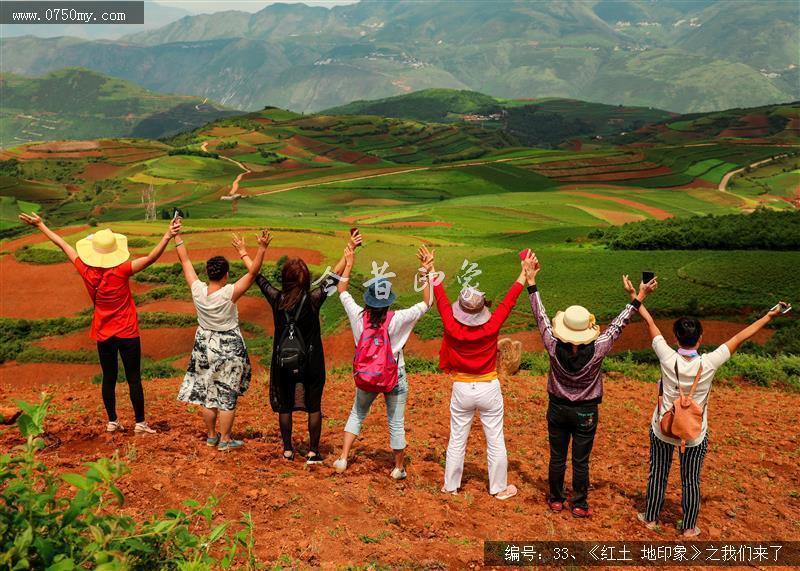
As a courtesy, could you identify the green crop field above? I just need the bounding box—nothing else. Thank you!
[2,104,798,335]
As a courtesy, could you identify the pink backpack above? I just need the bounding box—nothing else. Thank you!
[353,310,398,393]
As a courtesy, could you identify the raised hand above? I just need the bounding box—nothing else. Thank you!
[344,245,354,266]
[622,274,637,300]
[767,301,789,318]
[417,244,435,271]
[348,229,362,249]
[18,212,44,229]
[522,250,540,285]
[638,277,658,300]
[167,217,182,238]
[231,232,247,256]
[256,229,272,249]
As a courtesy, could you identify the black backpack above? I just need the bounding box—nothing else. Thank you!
[277,294,308,377]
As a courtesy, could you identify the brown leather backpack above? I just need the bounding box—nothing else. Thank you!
[658,360,704,453]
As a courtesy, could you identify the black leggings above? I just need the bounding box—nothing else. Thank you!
[97,336,145,423]
[279,412,322,454]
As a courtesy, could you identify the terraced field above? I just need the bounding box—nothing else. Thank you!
[2,106,798,327]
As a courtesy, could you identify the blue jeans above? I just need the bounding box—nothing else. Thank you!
[344,367,408,450]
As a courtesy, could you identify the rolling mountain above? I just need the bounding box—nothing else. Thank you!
[0,68,239,147]
[324,88,675,146]
[0,1,796,113]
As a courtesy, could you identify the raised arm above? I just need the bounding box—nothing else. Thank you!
[18,213,78,263]
[594,275,657,356]
[623,274,661,339]
[173,229,198,286]
[337,245,355,294]
[486,256,526,330]
[523,251,558,353]
[232,230,271,302]
[724,303,785,355]
[417,244,436,307]
[131,218,181,274]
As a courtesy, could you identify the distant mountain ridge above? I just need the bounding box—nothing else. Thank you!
[0,68,239,147]
[0,0,800,112]
[0,0,796,114]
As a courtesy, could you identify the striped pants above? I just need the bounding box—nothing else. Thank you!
[644,428,708,531]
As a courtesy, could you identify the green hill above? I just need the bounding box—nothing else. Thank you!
[1,1,795,114]
[325,89,674,146]
[0,68,239,147]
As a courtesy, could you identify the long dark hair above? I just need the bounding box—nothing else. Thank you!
[362,305,389,329]
[278,258,310,311]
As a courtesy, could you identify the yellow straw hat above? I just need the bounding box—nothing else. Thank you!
[75,228,130,268]
[552,305,600,345]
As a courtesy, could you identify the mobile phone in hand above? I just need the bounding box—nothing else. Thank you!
[172,207,183,221]
[642,271,655,284]
[518,248,531,261]
[771,302,792,315]
[350,227,361,248]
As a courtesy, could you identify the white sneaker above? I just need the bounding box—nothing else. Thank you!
[134,422,156,434]
[106,421,124,433]
[390,467,407,480]
[333,457,348,473]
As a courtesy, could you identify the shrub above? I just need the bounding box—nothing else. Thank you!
[14,246,66,265]
[0,395,258,569]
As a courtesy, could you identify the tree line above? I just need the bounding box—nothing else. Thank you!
[588,209,800,250]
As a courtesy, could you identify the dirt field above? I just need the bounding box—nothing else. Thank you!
[1,367,797,568]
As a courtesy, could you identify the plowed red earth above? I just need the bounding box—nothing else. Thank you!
[1,367,796,568]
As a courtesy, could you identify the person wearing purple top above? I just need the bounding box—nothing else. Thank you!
[522,253,657,518]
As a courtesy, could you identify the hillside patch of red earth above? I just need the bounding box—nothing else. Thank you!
[35,327,199,361]
[78,162,125,181]
[563,192,672,220]
[274,158,308,169]
[0,367,796,567]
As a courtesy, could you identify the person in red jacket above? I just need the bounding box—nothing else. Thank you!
[420,245,526,500]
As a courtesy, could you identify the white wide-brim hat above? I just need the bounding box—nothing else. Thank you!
[452,286,492,327]
[552,305,600,345]
[76,228,130,268]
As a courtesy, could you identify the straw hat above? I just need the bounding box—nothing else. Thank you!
[76,228,130,268]
[552,305,600,345]
[452,286,491,327]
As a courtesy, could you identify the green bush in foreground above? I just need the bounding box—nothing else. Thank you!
[0,395,259,570]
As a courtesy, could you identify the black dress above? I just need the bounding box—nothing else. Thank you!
[255,275,332,413]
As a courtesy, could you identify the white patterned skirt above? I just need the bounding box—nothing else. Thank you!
[178,326,252,411]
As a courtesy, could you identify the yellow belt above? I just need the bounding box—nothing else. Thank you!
[452,371,498,383]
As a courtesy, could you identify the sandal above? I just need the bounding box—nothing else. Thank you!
[106,420,125,433]
[495,485,518,501]
[548,500,564,513]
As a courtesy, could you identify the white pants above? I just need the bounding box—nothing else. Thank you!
[444,379,508,495]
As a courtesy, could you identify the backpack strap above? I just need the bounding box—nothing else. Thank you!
[674,358,704,399]
[687,363,703,398]
[284,294,306,324]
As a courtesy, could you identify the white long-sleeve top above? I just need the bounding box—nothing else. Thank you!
[339,291,429,368]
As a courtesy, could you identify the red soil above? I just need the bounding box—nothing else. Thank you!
[0,368,796,567]
[0,361,98,390]
[563,191,672,220]
[0,257,92,319]
[79,162,124,181]
[35,327,199,361]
